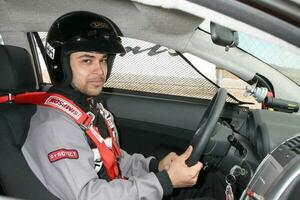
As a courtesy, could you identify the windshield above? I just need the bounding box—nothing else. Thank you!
[199,21,300,86]
[238,33,300,85]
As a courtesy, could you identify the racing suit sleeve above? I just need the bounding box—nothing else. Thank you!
[22,107,165,200]
[119,149,154,177]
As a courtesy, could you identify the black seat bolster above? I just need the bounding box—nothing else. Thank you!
[0,45,59,199]
[0,104,59,200]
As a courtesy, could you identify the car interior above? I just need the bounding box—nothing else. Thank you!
[0,0,300,200]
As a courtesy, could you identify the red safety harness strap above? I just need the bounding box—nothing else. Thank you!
[0,92,120,180]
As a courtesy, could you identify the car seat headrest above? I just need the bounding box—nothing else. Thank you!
[0,45,38,95]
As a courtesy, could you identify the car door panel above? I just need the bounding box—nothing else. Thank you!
[101,90,218,159]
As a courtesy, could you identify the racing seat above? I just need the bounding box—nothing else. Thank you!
[0,45,59,200]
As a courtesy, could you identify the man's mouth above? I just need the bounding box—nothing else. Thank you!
[88,78,105,86]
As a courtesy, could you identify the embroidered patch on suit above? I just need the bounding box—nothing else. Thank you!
[48,149,79,162]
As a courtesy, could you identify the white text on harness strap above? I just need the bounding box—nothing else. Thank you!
[45,96,82,120]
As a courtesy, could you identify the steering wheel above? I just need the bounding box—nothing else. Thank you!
[186,88,227,166]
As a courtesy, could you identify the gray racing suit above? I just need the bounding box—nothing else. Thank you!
[22,105,172,200]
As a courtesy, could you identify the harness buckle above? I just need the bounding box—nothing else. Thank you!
[80,111,95,131]
[87,111,95,122]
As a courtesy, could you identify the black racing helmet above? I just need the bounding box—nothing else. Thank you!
[45,11,126,86]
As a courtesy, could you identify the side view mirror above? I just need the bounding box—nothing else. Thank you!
[210,22,239,51]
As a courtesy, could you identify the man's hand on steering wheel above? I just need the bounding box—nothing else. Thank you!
[166,146,203,188]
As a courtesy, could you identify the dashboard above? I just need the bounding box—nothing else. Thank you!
[227,109,300,199]
[246,110,300,159]
[240,135,300,200]
[217,108,300,199]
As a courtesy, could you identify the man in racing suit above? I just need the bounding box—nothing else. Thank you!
[21,11,222,200]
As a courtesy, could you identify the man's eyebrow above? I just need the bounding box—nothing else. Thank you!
[77,54,108,59]
[77,54,95,59]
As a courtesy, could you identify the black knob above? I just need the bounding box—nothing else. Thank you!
[227,134,247,156]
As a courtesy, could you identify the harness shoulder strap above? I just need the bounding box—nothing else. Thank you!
[0,92,120,180]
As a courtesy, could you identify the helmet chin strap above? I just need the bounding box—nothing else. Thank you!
[69,82,80,93]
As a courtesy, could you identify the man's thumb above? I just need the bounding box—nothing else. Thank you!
[182,145,193,160]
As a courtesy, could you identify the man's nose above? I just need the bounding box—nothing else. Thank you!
[94,61,106,75]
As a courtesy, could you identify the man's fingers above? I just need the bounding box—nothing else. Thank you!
[181,145,193,160]
[191,161,203,174]
[188,162,202,184]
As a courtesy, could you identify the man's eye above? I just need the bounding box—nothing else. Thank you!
[82,59,91,64]
[101,58,108,64]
